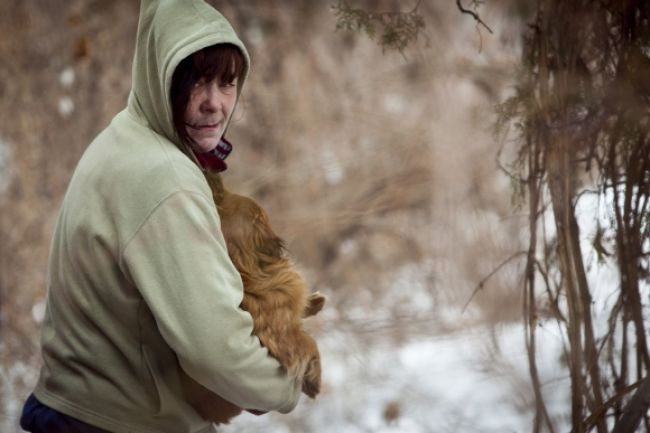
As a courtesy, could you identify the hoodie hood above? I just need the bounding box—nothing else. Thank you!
[127,0,250,157]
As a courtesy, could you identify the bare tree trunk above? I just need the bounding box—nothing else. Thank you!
[568,203,607,433]
[544,112,605,433]
[537,2,607,429]
[609,138,650,373]
[535,2,587,429]
[546,133,586,433]
[524,134,556,433]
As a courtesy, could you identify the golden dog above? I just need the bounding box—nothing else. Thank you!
[180,171,324,424]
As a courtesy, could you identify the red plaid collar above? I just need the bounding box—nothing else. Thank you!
[194,137,233,172]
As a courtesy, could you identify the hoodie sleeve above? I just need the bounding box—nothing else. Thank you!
[121,189,301,413]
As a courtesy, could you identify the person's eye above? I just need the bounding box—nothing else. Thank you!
[193,78,207,88]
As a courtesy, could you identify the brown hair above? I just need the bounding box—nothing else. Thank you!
[170,44,246,147]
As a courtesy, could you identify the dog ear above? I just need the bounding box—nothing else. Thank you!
[303,292,326,317]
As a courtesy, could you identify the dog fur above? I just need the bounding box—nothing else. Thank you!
[179,171,324,424]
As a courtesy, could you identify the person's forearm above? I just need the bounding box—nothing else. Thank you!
[122,190,301,411]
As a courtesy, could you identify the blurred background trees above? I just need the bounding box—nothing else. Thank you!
[1,0,648,432]
[336,0,650,432]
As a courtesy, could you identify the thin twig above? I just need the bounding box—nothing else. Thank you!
[462,251,527,313]
[456,0,494,34]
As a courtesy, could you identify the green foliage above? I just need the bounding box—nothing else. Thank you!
[331,0,425,54]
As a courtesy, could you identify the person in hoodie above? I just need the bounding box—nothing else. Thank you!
[19,1,302,432]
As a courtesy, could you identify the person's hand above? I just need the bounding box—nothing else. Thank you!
[246,409,268,416]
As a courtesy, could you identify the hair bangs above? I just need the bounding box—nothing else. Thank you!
[192,44,245,85]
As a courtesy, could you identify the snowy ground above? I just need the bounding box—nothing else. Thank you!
[221,319,571,433]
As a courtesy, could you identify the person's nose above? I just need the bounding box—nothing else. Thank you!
[199,82,223,114]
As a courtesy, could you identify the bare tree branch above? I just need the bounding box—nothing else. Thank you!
[456,0,493,34]
[612,376,650,433]
[462,251,527,313]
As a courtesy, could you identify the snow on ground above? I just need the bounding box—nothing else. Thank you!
[221,318,572,433]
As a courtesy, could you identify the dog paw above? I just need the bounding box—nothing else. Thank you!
[302,356,321,398]
[302,376,320,398]
[303,292,326,317]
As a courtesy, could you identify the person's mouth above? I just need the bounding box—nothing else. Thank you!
[187,122,221,131]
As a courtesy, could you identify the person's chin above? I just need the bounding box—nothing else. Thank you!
[191,138,220,154]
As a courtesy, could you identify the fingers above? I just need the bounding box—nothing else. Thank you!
[246,409,268,416]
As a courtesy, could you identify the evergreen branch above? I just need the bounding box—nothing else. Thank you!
[332,0,426,55]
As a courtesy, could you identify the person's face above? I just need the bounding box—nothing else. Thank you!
[184,77,238,153]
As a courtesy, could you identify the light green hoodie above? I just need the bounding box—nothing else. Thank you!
[32,1,301,432]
